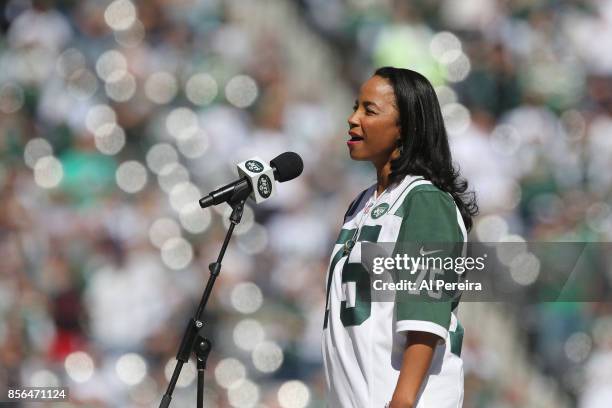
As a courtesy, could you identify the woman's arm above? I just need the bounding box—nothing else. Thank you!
[388,331,440,408]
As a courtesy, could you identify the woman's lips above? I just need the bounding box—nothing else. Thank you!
[347,132,364,145]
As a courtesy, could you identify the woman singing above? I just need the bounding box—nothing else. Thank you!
[322,67,478,407]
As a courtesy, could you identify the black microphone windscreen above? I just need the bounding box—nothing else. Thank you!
[270,152,303,182]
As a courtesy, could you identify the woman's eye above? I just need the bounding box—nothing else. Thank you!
[352,105,358,112]
[365,109,375,115]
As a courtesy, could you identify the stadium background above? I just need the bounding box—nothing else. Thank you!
[1,0,612,406]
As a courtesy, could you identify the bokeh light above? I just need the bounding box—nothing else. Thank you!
[564,332,592,364]
[146,143,179,175]
[115,160,148,193]
[114,20,146,47]
[30,369,60,387]
[161,236,193,270]
[443,51,471,82]
[166,107,199,139]
[169,181,201,212]
[252,341,284,373]
[509,252,540,286]
[34,156,64,189]
[430,31,462,61]
[0,82,25,113]
[179,203,212,234]
[96,50,127,81]
[86,104,117,134]
[442,102,471,134]
[225,75,258,108]
[496,234,527,266]
[228,379,260,407]
[185,72,218,105]
[104,0,137,31]
[475,215,509,243]
[430,30,467,83]
[105,71,137,102]
[56,48,86,78]
[214,358,246,389]
[24,138,53,168]
[230,282,263,314]
[145,72,178,104]
[94,123,126,155]
[277,380,310,408]
[66,69,98,100]
[115,353,147,386]
[176,127,210,159]
[158,163,190,193]
[149,217,182,248]
[233,318,265,351]
[434,85,457,106]
[64,351,94,383]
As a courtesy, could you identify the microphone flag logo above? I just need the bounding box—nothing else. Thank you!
[257,175,272,198]
[245,160,264,173]
[236,156,276,204]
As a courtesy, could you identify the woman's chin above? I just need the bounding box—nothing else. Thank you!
[348,151,368,161]
[347,146,369,161]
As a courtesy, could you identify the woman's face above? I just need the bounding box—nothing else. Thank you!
[347,75,401,167]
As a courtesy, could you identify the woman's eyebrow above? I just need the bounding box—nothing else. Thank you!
[355,100,379,108]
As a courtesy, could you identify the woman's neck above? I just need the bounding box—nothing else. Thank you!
[375,160,393,197]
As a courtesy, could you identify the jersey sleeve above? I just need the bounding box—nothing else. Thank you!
[392,186,464,341]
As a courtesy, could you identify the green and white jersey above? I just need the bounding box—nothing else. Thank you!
[322,174,467,408]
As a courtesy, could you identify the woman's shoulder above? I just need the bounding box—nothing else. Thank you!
[394,179,456,217]
[395,180,465,241]
[395,175,453,197]
[407,182,449,197]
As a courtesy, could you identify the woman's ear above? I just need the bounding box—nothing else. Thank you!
[396,138,404,154]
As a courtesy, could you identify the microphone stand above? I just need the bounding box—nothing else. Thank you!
[160,185,251,408]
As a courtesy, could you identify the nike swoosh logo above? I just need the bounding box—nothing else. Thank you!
[419,247,443,256]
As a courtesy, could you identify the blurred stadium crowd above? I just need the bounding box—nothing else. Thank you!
[1,0,612,407]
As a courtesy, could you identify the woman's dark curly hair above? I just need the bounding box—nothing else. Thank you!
[374,66,478,231]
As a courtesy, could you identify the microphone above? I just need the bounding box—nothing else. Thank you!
[199,152,303,208]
